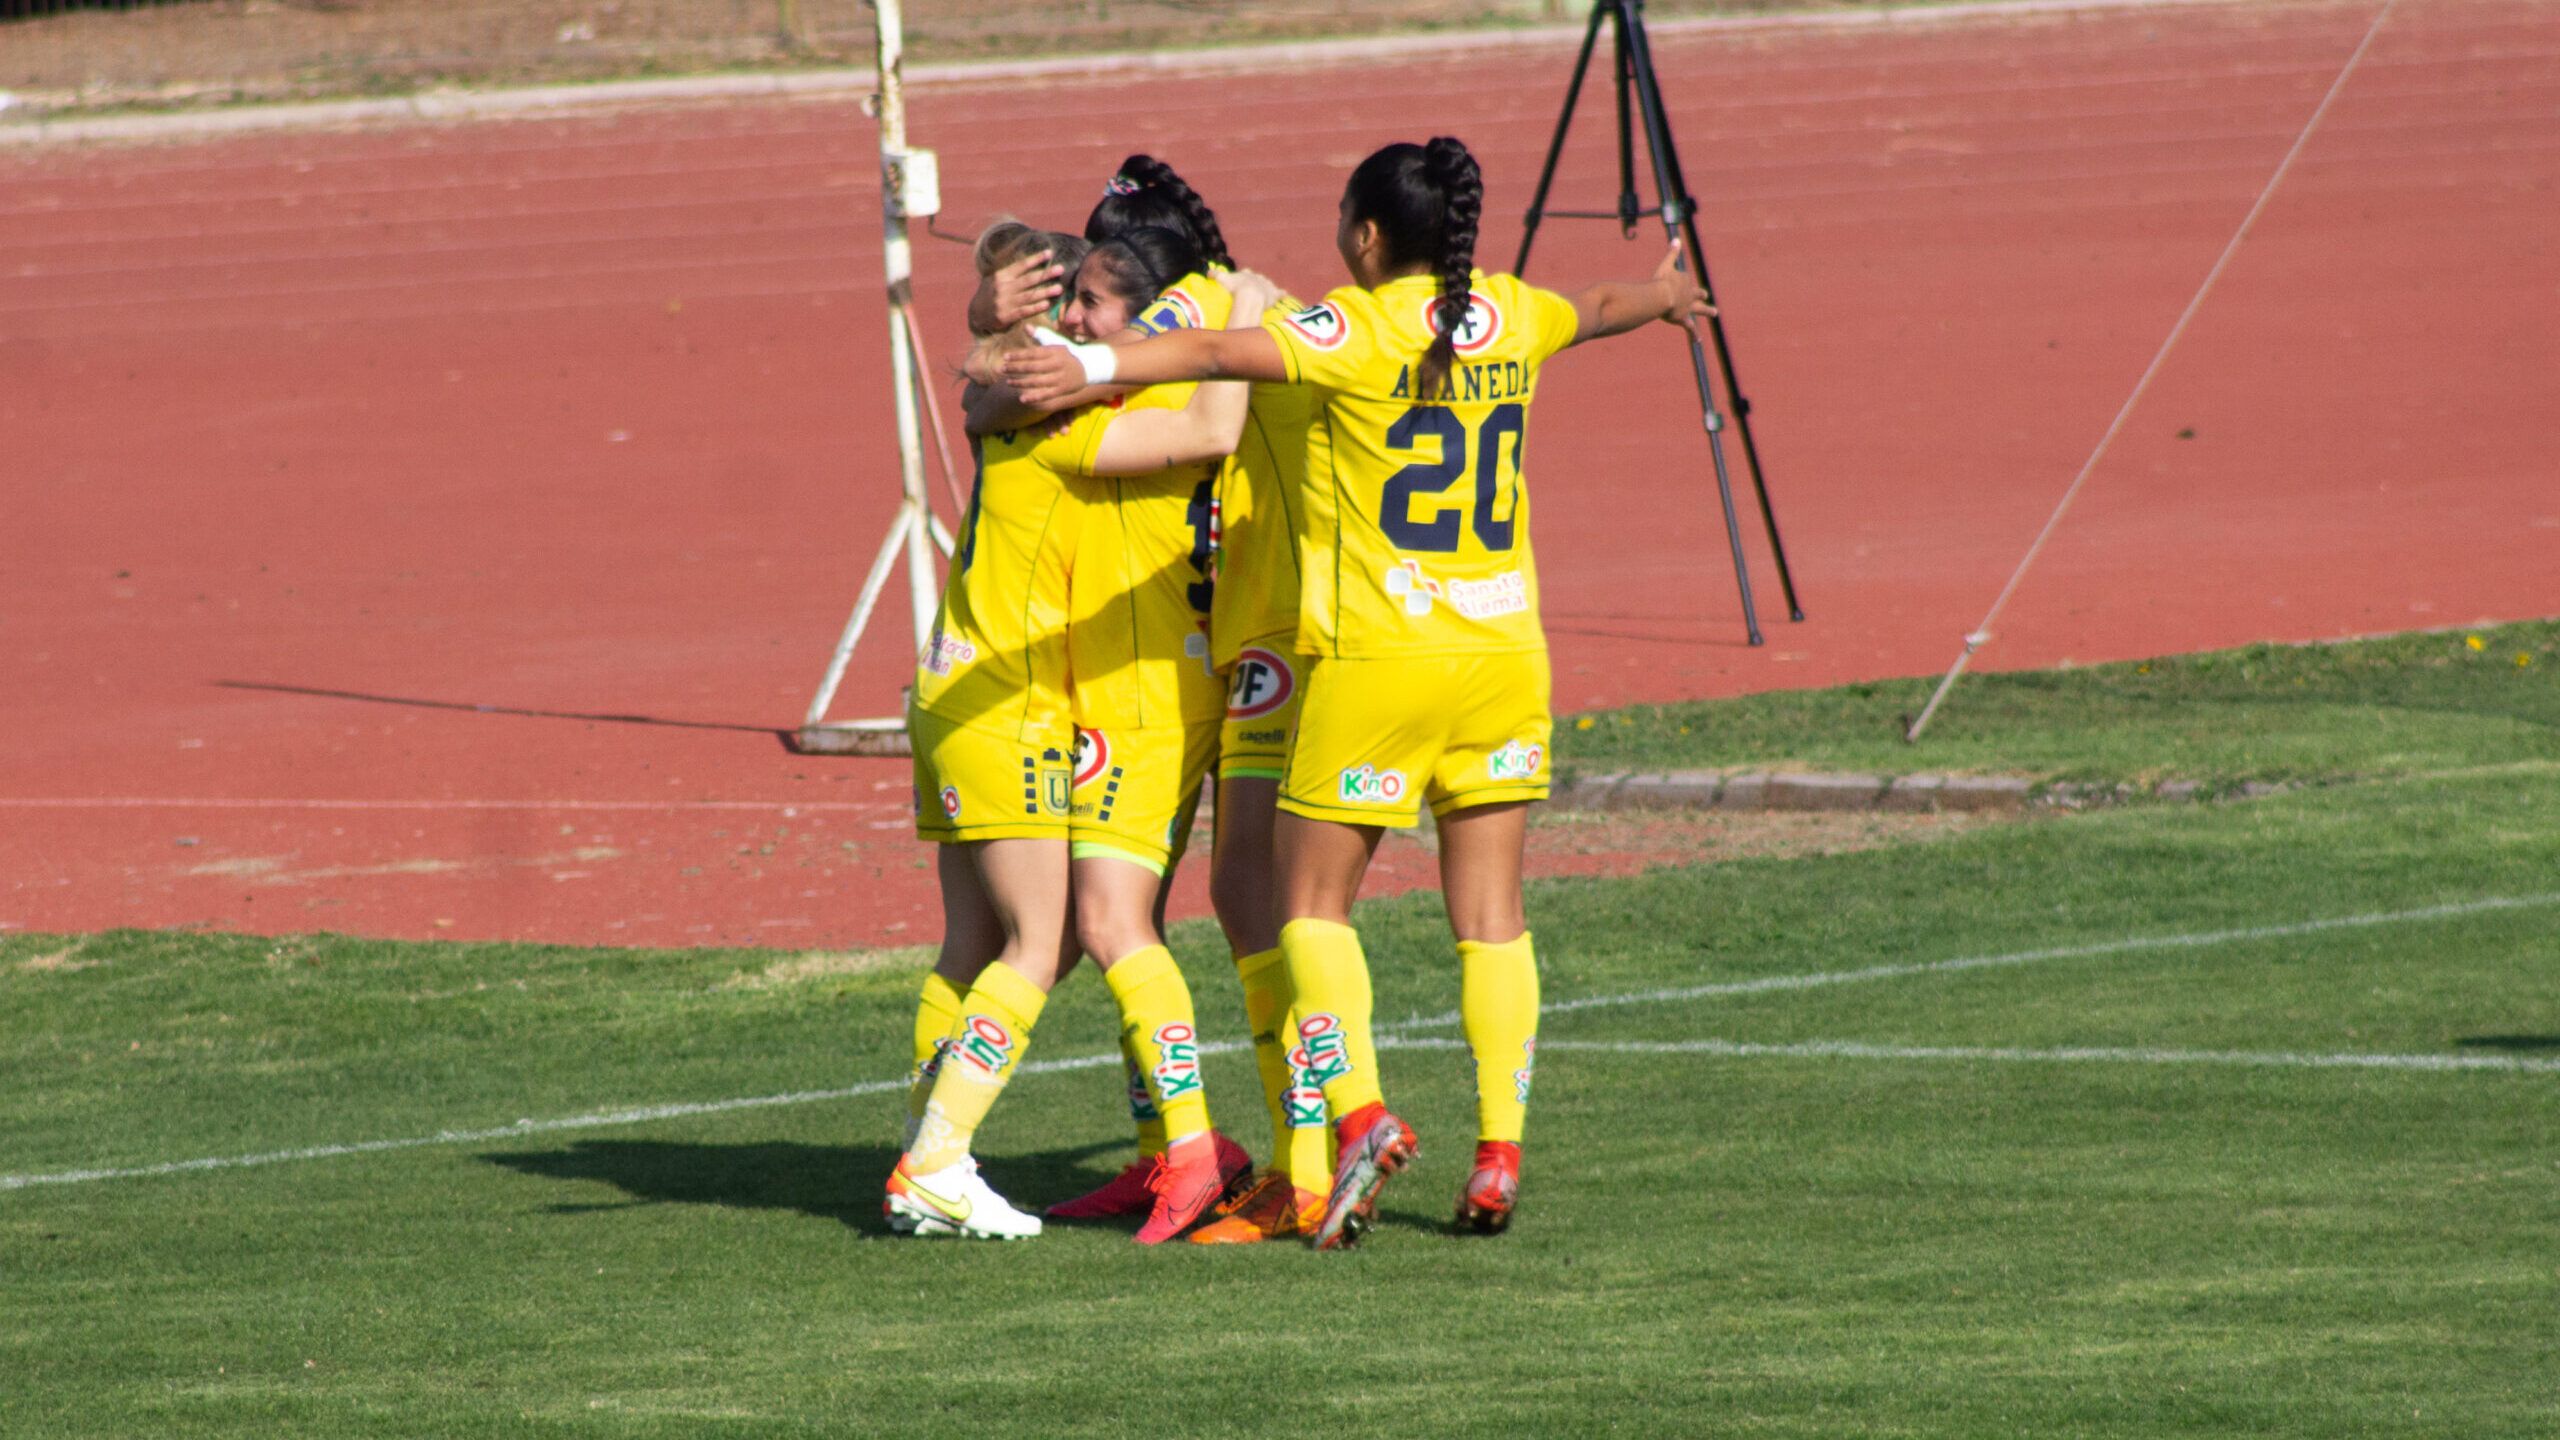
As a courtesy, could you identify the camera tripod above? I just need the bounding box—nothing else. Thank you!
[1514,0,1802,644]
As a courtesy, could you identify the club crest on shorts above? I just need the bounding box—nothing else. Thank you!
[1150,1022,1203,1101]
[1485,739,1545,782]
[939,785,962,818]
[1337,764,1407,805]
[1277,301,1349,351]
[1416,289,1505,355]
[1226,647,1296,719]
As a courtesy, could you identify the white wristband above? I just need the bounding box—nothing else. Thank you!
[1031,327,1116,387]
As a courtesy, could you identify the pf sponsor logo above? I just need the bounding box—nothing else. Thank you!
[1277,301,1349,351]
[1416,289,1505,355]
[1150,1022,1204,1102]
[1072,727,1114,788]
[955,1015,1015,1075]
[939,785,963,818]
[1485,738,1545,782]
[1296,1013,1355,1088]
[1226,647,1296,719]
[1337,764,1407,805]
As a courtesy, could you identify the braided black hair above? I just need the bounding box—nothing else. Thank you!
[1081,225,1203,311]
[1085,154,1235,270]
[1344,136,1483,401]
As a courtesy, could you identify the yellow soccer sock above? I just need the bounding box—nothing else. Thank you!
[1121,1035,1169,1161]
[1279,918,1384,1122]
[1239,947,1332,1188]
[906,970,967,1131]
[907,961,1047,1174]
[1102,945,1213,1144]
[1458,932,1541,1145]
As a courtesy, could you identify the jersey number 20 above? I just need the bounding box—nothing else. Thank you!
[1379,402,1524,554]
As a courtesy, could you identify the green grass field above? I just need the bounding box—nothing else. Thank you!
[8,626,2559,1437]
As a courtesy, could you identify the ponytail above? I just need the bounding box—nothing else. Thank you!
[1343,135,1483,401]
[1085,154,1235,270]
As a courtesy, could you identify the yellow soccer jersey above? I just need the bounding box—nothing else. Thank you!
[1262,270,1581,660]
[1132,271,1315,670]
[1063,391,1227,733]
[912,407,1097,740]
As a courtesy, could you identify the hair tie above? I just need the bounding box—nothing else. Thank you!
[1103,174,1144,197]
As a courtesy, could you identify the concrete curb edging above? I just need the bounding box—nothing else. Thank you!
[1553,770,2277,814]
[0,0,2271,146]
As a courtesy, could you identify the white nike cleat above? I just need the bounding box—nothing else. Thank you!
[884,1156,1043,1240]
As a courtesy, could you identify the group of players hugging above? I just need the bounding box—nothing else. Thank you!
[884,137,1710,1249]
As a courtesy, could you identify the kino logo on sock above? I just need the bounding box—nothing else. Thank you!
[1296,1013,1354,1088]
[956,1016,1016,1076]
[1514,1036,1537,1104]
[1124,1057,1162,1121]
[1283,1085,1327,1129]
[1150,1023,1203,1101]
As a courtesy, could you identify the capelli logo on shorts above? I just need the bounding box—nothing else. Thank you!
[1485,739,1545,782]
[1337,764,1407,804]
[1150,1022,1203,1102]
[955,1015,1014,1075]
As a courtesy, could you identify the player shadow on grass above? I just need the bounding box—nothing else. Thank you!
[479,1137,1129,1235]
[2456,1034,2560,1052]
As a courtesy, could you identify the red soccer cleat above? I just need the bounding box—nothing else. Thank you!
[1133,1134,1226,1244]
[1454,1140,1521,1235]
[1047,1131,1252,1219]
[1312,1102,1418,1251]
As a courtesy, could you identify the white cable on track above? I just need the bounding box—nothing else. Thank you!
[1904,0,2403,742]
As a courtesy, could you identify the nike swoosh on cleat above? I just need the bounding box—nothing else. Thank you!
[898,1180,972,1224]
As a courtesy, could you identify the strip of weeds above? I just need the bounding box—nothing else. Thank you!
[1556,618,2560,792]
[4,766,2557,1436]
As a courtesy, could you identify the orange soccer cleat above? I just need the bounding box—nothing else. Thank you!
[1187,1170,1327,1244]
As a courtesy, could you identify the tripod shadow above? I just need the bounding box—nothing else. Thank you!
[2456,1034,2560,1053]
[479,1137,1128,1234]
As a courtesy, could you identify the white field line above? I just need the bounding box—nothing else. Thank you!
[1384,1034,2560,1072]
[8,891,2553,1191]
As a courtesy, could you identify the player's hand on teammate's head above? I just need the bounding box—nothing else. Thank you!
[1220,268,1281,319]
[1001,345,1085,406]
[1652,241,1716,327]
[992,250,1066,330]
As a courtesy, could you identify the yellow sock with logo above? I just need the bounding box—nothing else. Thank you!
[906,970,966,1132]
[1122,1034,1169,1161]
[1458,932,1541,1144]
[1102,946,1212,1144]
[907,961,1047,1174]
[1279,918,1383,1121]
[1237,947,1330,1185]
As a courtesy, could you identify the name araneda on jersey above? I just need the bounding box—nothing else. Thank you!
[1388,359,1532,404]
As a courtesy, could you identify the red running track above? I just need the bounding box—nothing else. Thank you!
[5,0,2554,948]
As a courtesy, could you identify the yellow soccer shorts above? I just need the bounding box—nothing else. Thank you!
[1218,640,1307,782]
[909,705,1077,845]
[1069,719,1219,873]
[1278,650,1552,828]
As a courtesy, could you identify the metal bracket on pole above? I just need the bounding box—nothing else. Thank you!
[791,0,946,758]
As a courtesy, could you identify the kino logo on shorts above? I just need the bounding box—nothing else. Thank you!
[1337,764,1407,805]
[1486,739,1545,782]
[955,1016,1015,1076]
[1226,647,1295,719]
[1150,1022,1203,1102]
[1296,1013,1354,1088]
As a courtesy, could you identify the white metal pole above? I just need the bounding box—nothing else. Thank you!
[874,0,939,655]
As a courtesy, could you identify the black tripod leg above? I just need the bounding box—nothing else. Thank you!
[1618,9,1765,645]
[1619,7,1805,624]
[1515,0,1615,277]
[1612,7,1642,238]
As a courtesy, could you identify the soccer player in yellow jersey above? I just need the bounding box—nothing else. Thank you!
[886,226,1271,1242]
[1007,136,1712,1248]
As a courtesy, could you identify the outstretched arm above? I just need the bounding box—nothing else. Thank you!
[1004,325,1289,407]
[1567,242,1716,346]
[1086,275,1280,474]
